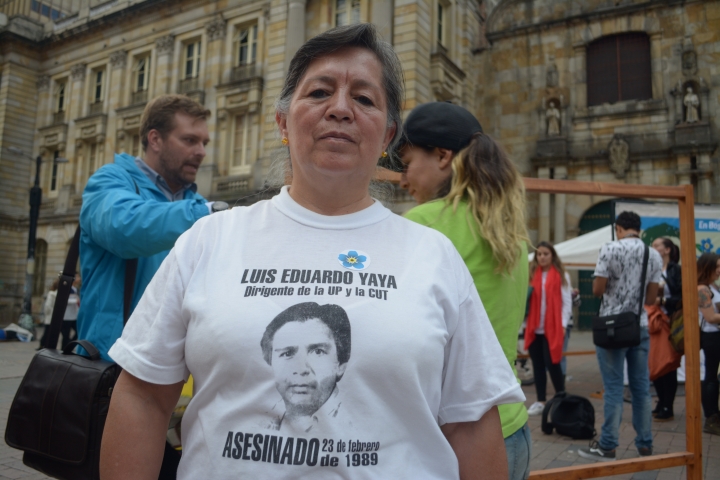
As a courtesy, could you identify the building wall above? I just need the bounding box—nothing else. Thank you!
[479,0,720,244]
[0,0,482,322]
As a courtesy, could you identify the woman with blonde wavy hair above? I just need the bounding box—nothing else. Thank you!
[399,102,532,480]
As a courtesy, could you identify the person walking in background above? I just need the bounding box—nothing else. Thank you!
[697,253,720,435]
[579,211,661,461]
[38,279,58,349]
[37,274,80,349]
[399,102,532,480]
[525,242,571,416]
[650,237,682,421]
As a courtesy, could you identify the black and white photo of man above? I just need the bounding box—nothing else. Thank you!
[260,302,352,433]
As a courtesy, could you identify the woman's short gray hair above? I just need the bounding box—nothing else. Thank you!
[275,23,405,152]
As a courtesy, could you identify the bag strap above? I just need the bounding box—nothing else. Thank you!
[637,245,649,318]
[541,397,558,434]
[45,227,81,349]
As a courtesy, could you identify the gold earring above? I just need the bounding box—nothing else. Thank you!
[381,151,388,158]
[281,137,289,146]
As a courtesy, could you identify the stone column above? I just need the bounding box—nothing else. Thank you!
[284,0,307,71]
[196,17,227,198]
[538,167,551,242]
[697,153,712,204]
[553,166,567,244]
[65,63,87,189]
[154,35,175,94]
[676,154,692,186]
[35,75,51,129]
[371,0,393,42]
[106,50,127,165]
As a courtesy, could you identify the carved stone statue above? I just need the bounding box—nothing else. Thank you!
[608,136,630,179]
[684,87,700,123]
[546,62,559,88]
[546,101,561,136]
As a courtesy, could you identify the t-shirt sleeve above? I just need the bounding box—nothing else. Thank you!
[594,243,611,278]
[648,250,663,283]
[108,224,202,385]
[561,273,573,328]
[438,270,526,425]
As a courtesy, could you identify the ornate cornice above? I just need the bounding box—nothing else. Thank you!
[156,35,175,54]
[36,75,50,91]
[206,16,226,42]
[70,63,87,80]
[109,50,128,69]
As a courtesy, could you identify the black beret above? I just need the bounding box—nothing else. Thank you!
[399,102,483,152]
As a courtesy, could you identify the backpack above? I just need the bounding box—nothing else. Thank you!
[541,393,596,439]
[669,305,684,355]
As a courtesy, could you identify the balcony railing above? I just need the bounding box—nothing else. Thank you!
[89,101,103,115]
[53,111,65,124]
[131,89,148,105]
[231,64,259,83]
[179,77,200,94]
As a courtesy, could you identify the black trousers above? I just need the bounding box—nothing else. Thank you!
[528,334,565,402]
[701,331,720,418]
[159,441,181,480]
[653,370,677,413]
[60,320,77,350]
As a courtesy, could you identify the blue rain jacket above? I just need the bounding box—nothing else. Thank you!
[77,153,209,360]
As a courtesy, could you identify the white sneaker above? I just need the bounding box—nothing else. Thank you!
[527,401,545,416]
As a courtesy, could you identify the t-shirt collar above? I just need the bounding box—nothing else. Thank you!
[271,186,390,230]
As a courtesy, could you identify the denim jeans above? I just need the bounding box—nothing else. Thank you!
[596,327,652,451]
[561,326,572,375]
[505,422,531,480]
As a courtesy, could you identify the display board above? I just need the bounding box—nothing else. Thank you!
[615,201,720,256]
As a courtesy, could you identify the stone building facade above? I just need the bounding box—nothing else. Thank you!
[0,0,484,322]
[476,0,719,327]
[478,0,719,243]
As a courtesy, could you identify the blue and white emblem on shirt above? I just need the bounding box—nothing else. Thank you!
[338,250,370,270]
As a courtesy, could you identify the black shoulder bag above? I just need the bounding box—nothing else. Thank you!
[592,245,649,349]
[4,226,137,480]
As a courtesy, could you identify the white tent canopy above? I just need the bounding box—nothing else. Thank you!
[528,225,613,270]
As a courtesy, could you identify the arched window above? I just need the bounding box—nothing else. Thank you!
[33,239,48,296]
[586,33,652,106]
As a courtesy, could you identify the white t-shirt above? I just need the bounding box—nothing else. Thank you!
[109,187,525,480]
[594,237,662,327]
[700,285,720,333]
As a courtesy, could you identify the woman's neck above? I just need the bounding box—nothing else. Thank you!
[541,264,551,272]
[662,257,670,270]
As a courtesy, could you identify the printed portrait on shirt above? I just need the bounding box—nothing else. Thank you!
[260,302,352,433]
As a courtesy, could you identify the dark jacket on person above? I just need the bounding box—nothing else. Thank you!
[663,262,682,317]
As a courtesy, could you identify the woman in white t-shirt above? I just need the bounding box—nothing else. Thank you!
[100,24,524,480]
[525,242,572,416]
[698,253,720,436]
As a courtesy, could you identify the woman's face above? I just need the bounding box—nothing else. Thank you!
[399,146,453,204]
[536,246,553,269]
[276,47,395,188]
[652,238,669,258]
[715,259,720,283]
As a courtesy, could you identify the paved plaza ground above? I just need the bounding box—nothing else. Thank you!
[1,329,718,479]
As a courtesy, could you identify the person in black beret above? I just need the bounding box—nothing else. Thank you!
[400,102,533,480]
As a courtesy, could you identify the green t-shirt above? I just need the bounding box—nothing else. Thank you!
[405,199,529,439]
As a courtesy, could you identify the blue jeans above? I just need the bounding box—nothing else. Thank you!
[596,327,652,451]
[505,422,531,480]
[561,326,572,375]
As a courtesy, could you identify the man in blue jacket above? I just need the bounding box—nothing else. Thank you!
[78,94,227,361]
